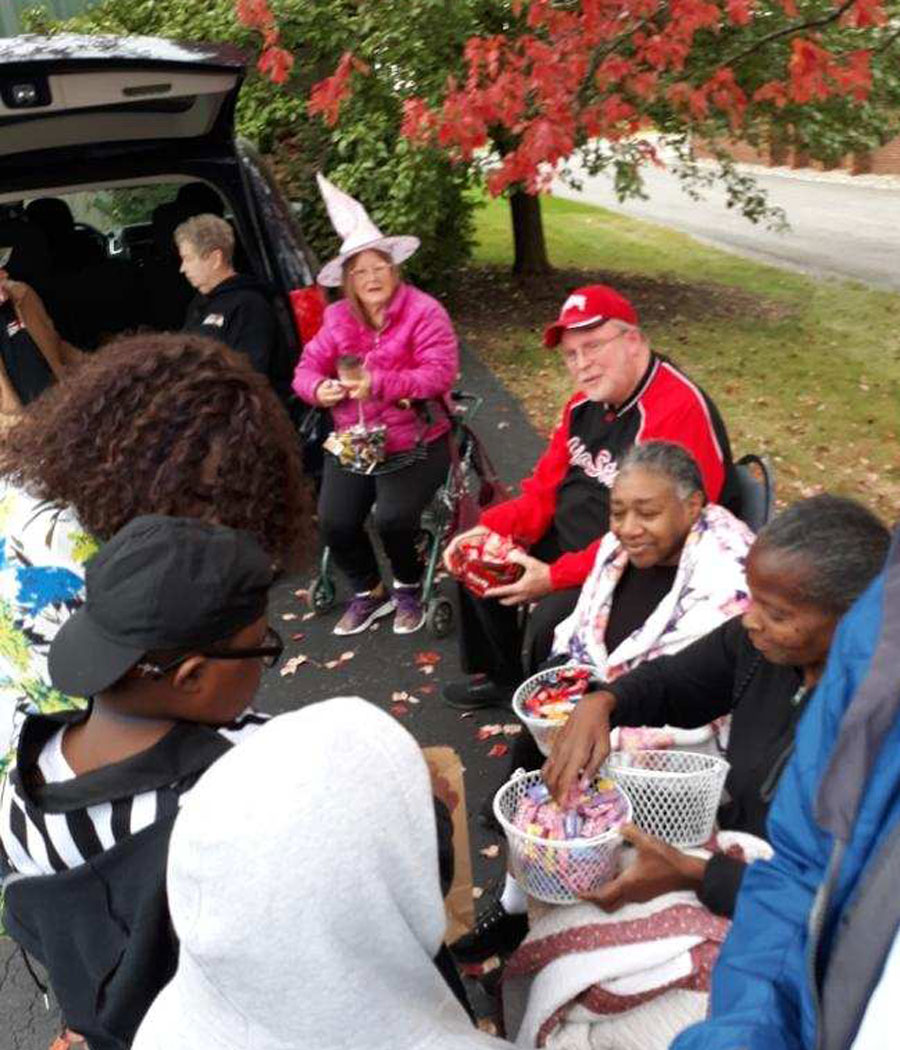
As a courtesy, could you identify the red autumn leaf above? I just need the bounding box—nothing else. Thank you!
[414,651,442,666]
[390,702,409,717]
[487,743,509,758]
[418,684,437,695]
[258,46,294,85]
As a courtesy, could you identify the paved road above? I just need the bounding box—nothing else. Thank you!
[554,160,900,290]
[0,344,545,1048]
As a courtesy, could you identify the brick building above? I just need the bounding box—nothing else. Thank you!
[699,133,900,176]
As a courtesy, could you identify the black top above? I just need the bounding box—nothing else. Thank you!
[604,563,678,654]
[0,301,54,404]
[607,616,808,917]
[183,273,279,376]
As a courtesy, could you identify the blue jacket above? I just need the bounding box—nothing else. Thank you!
[673,531,900,1050]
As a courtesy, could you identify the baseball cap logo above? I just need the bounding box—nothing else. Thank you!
[563,293,587,314]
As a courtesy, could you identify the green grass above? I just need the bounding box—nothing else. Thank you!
[456,195,900,519]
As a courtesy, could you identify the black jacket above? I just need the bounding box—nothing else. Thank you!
[1,714,233,1050]
[183,273,279,376]
[607,616,807,917]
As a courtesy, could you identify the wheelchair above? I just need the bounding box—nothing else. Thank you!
[734,453,776,531]
[307,390,491,639]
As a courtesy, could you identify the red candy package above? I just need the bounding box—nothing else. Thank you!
[447,530,526,598]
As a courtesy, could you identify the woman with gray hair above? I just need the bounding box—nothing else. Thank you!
[552,440,754,681]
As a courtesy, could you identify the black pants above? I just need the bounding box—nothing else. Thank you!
[318,435,451,591]
[457,532,581,683]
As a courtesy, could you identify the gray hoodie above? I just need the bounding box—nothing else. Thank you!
[133,696,509,1050]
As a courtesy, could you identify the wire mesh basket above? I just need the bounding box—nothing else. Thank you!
[512,663,597,757]
[493,770,631,904]
[606,749,730,847]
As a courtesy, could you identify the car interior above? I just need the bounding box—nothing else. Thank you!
[0,177,249,350]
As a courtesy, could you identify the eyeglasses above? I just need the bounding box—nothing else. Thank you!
[560,328,629,365]
[348,264,391,281]
[136,626,285,678]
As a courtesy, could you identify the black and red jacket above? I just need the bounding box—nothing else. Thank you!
[481,354,739,590]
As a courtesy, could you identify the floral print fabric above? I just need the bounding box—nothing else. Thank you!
[0,482,96,778]
[552,504,754,681]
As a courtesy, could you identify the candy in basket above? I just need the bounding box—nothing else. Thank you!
[512,664,597,757]
[325,423,387,472]
[493,771,631,904]
[446,529,525,598]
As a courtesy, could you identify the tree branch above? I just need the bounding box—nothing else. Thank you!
[722,0,857,68]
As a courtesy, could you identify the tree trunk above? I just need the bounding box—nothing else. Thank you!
[509,190,552,275]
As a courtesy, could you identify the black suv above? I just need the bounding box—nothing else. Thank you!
[0,34,323,396]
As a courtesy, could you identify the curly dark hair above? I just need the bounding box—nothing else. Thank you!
[0,332,313,567]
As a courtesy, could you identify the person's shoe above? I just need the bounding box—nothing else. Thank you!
[442,676,515,711]
[450,898,529,964]
[393,584,426,634]
[333,587,394,636]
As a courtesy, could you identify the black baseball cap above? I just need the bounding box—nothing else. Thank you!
[49,515,273,698]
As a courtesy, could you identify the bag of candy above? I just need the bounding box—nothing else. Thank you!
[447,529,526,598]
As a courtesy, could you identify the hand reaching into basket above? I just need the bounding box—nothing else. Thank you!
[580,824,706,910]
[543,691,617,802]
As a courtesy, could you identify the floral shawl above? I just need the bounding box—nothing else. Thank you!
[552,504,753,681]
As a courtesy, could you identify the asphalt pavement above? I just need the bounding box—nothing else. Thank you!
[0,342,545,1048]
[554,158,900,290]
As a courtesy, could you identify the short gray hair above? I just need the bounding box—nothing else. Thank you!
[174,214,234,264]
[617,441,705,502]
[755,494,889,613]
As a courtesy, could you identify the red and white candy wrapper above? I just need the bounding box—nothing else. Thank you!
[447,529,526,598]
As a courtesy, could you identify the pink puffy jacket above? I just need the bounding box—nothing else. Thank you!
[292,283,459,456]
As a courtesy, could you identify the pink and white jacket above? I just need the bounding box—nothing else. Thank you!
[292,283,458,456]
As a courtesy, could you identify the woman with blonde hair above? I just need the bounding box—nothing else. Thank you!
[294,174,458,636]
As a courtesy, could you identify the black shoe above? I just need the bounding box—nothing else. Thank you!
[450,898,529,963]
[442,677,515,711]
[477,790,502,834]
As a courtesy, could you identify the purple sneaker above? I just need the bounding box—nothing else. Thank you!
[333,589,394,636]
[393,584,426,635]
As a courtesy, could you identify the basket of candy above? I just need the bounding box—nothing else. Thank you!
[493,771,630,904]
[446,529,525,598]
[324,422,388,473]
[512,664,597,757]
[606,749,730,848]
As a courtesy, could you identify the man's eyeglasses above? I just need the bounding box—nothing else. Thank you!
[136,626,285,679]
[349,264,391,281]
[560,328,628,365]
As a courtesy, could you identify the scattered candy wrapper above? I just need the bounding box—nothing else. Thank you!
[503,723,523,736]
[477,724,503,741]
[390,702,409,718]
[340,651,354,662]
[420,665,435,675]
[291,632,306,641]
[487,743,509,758]
[324,660,340,670]
[521,665,593,722]
[392,691,409,702]
[302,611,316,622]
[407,695,421,705]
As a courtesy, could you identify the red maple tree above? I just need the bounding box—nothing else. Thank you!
[240,0,897,273]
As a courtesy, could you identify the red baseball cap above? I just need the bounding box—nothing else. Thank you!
[543,284,638,348]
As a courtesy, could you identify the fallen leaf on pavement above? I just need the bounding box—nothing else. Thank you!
[497,421,510,430]
[390,702,409,717]
[280,655,308,677]
[479,844,500,859]
[407,695,421,705]
[302,611,316,621]
[281,613,298,621]
[477,724,502,741]
[420,665,435,675]
[324,660,341,670]
[487,743,509,758]
[414,650,442,666]
[340,651,355,662]
[291,632,306,641]
[503,723,523,736]
[391,691,409,702]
